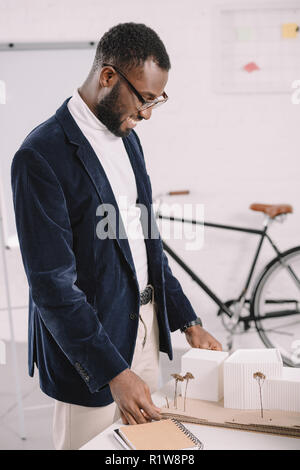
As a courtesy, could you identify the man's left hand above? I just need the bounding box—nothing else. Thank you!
[184,325,222,351]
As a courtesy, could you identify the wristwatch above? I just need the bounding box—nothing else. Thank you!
[180,317,203,333]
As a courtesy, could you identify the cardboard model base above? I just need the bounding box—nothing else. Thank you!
[161,395,300,438]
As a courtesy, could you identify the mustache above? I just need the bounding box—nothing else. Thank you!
[120,115,144,124]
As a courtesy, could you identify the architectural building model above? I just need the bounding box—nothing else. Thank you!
[180,348,229,401]
[223,348,282,409]
[263,367,300,413]
[180,347,300,413]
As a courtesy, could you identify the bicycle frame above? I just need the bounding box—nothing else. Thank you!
[157,212,288,322]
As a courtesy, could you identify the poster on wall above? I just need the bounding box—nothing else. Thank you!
[212,2,300,93]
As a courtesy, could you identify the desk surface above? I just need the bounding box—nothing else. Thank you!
[80,381,300,450]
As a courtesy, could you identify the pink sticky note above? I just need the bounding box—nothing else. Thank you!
[243,62,260,73]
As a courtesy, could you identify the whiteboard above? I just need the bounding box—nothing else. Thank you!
[0,44,96,246]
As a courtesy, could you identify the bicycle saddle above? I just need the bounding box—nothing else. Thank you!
[250,203,293,218]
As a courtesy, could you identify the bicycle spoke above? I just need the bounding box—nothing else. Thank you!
[255,309,299,320]
[265,299,298,304]
[256,328,293,337]
[279,259,300,290]
[253,247,300,366]
[257,317,300,332]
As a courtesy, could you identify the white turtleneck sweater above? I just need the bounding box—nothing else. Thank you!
[67,88,148,292]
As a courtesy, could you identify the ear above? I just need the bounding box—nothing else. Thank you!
[99,66,117,88]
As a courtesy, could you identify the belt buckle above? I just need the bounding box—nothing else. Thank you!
[140,284,153,305]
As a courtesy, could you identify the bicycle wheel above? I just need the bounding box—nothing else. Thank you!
[252,246,300,367]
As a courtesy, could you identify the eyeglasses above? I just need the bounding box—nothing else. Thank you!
[102,63,168,111]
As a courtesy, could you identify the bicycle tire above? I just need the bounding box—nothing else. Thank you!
[251,246,300,367]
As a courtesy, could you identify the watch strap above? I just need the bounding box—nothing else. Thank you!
[180,317,203,333]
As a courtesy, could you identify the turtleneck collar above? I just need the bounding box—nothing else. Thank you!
[68,88,120,142]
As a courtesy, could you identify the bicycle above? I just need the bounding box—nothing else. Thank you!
[154,190,300,367]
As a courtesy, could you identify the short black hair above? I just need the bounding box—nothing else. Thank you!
[92,22,171,73]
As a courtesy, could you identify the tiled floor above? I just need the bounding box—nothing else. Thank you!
[0,244,266,450]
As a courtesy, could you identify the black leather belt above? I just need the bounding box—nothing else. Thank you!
[140,285,153,306]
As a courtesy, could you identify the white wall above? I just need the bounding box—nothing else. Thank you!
[0,0,299,342]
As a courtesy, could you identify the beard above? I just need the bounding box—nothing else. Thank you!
[95,82,131,138]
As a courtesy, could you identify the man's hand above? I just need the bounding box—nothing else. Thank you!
[109,368,162,425]
[184,325,222,351]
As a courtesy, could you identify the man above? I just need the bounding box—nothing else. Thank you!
[11,23,221,449]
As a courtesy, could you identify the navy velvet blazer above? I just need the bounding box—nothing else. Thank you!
[11,98,197,406]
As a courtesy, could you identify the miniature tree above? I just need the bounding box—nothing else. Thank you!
[171,373,184,409]
[253,371,266,418]
[183,372,194,412]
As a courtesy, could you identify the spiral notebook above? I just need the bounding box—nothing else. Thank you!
[113,418,204,450]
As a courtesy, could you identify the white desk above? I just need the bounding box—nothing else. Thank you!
[80,381,300,450]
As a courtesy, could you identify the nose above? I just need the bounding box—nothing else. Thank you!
[138,107,152,120]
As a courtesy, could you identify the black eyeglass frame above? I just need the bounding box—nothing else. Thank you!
[102,63,168,111]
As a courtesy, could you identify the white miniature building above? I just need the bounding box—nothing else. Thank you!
[224,348,283,409]
[264,367,300,412]
[180,348,229,402]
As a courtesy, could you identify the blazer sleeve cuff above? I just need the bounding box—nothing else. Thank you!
[73,345,129,394]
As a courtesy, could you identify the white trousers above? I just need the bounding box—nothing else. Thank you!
[52,297,160,450]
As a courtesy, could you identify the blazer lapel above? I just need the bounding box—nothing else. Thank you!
[55,98,136,277]
[123,136,162,282]
[123,136,151,222]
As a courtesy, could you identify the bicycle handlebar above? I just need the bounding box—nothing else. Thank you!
[153,190,190,217]
[168,190,190,196]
